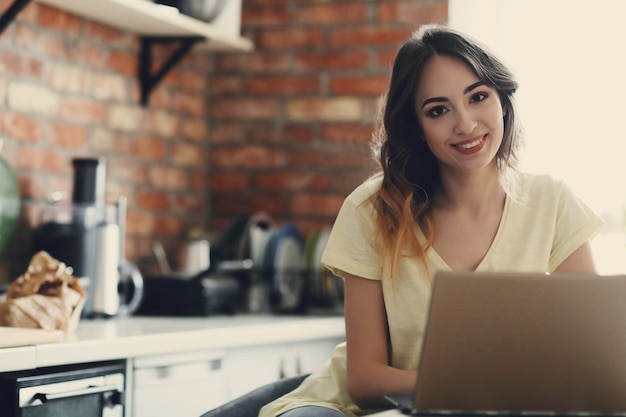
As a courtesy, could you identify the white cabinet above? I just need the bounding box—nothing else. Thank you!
[224,337,343,400]
[132,350,228,417]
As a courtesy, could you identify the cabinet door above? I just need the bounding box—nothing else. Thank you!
[224,344,286,400]
[224,336,344,400]
[132,351,227,417]
[282,337,343,378]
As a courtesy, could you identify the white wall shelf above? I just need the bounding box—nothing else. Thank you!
[36,0,254,52]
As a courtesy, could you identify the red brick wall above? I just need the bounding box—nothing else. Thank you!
[0,0,447,282]
[207,0,448,238]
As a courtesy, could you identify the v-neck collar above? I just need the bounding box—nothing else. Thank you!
[419,195,511,272]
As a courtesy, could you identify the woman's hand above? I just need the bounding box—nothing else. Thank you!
[344,273,417,410]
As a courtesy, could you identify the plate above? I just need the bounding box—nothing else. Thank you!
[266,223,304,311]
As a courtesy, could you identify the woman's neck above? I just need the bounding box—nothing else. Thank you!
[435,166,505,217]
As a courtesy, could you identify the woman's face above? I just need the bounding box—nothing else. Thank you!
[415,55,505,175]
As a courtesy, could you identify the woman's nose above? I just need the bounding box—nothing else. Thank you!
[454,107,477,135]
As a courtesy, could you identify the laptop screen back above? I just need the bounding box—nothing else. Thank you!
[413,271,626,413]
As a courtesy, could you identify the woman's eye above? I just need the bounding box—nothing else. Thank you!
[470,92,488,103]
[427,106,448,117]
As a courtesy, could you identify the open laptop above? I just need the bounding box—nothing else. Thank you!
[385,271,626,417]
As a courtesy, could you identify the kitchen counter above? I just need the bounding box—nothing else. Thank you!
[0,314,345,373]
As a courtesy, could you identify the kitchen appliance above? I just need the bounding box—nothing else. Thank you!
[0,360,125,417]
[31,158,143,318]
[0,140,20,260]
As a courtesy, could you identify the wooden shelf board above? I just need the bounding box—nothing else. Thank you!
[35,0,253,52]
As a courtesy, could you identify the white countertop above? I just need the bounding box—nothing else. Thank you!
[0,315,345,373]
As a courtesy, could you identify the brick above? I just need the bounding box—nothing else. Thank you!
[328,27,413,48]
[48,63,90,94]
[181,117,208,142]
[329,76,389,96]
[295,4,369,24]
[191,171,205,191]
[209,145,285,169]
[148,166,189,190]
[16,147,65,172]
[211,98,281,120]
[255,171,330,192]
[242,6,290,26]
[283,125,314,144]
[126,210,155,235]
[68,44,106,68]
[321,124,376,145]
[172,91,206,116]
[92,73,129,101]
[84,21,127,46]
[90,128,117,153]
[289,149,371,169]
[132,136,167,161]
[50,123,88,148]
[147,110,180,137]
[172,142,204,167]
[7,82,59,116]
[137,191,169,210]
[215,52,289,74]
[37,4,81,35]
[179,69,207,92]
[287,98,363,122]
[171,193,206,214]
[153,214,183,235]
[15,22,64,59]
[59,97,106,124]
[246,75,320,95]
[211,192,288,217]
[257,28,323,50]
[3,113,41,142]
[0,51,43,79]
[295,52,370,71]
[107,159,148,185]
[109,105,144,132]
[0,77,5,104]
[210,123,239,143]
[208,76,242,96]
[108,50,137,77]
[292,194,345,217]
[378,1,448,25]
[209,173,250,192]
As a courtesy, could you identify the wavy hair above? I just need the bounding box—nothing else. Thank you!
[370,24,523,276]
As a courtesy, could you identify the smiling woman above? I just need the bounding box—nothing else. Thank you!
[449,0,626,274]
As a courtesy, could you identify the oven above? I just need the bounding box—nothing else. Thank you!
[0,360,125,417]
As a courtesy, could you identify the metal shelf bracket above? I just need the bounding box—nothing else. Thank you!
[0,0,33,35]
[139,36,204,106]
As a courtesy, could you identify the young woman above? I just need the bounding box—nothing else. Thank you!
[259,24,604,417]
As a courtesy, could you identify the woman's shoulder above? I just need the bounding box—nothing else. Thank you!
[345,175,382,206]
[511,171,567,196]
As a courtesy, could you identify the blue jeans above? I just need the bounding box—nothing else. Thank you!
[278,406,346,416]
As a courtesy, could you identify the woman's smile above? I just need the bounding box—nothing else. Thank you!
[451,134,487,154]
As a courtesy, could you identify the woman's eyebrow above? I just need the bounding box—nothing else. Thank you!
[420,81,487,109]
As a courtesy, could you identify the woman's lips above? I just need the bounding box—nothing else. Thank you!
[451,135,486,155]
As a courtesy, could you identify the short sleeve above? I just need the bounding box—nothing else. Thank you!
[321,181,383,281]
[549,178,605,270]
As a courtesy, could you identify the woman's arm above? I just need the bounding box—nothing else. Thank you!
[553,241,598,273]
[344,273,417,410]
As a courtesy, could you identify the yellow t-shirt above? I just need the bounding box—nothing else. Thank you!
[259,172,604,417]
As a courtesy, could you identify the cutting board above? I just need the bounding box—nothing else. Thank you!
[0,326,64,348]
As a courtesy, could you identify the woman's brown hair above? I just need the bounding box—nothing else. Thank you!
[370,24,522,277]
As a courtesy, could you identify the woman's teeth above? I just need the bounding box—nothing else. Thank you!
[456,136,484,149]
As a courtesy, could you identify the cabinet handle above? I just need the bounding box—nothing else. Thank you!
[30,385,124,407]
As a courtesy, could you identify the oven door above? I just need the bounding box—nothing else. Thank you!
[1,361,125,417]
